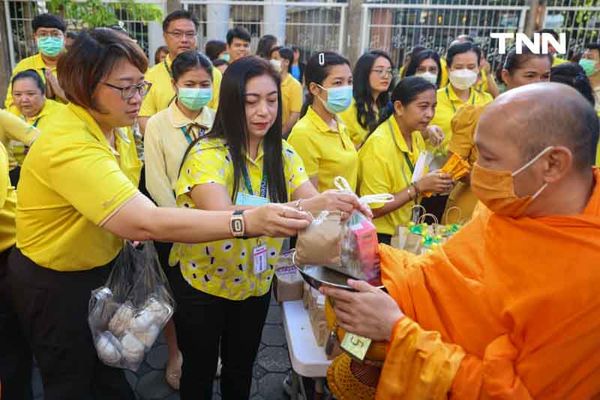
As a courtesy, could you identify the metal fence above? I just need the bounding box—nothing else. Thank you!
[360,0,531,71]
[544,0,600,59]
[182,0,347,61]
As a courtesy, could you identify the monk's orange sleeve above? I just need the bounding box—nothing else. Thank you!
[377,322,535,400]
[376,317,465,399]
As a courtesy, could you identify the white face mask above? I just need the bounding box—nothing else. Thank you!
[270,59,282,73]
[415,71,438,86]
[449,69,478,90]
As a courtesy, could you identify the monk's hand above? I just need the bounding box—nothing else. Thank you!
[424,125,445,147]
[321,279,404,342]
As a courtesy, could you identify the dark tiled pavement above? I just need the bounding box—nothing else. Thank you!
[33,294,293,400]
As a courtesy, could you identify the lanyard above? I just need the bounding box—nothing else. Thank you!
[241,163,268,198]
[445,86,475,113]
[387,119,415,182]
[179,125,206,144]
[32,116,42,128]
[164,60,172,77]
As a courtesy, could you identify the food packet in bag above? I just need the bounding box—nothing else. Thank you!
[88,241,175,371]
[295,211,344,267]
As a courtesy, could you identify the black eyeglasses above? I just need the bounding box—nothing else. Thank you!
[103,81,152,100]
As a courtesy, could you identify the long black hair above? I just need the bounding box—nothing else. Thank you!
[352,50,393,133]
[187,56,287,203]
[550,63,596,107]
[256,34,278,59]
[404,49,442,88]
[300,51,351,117]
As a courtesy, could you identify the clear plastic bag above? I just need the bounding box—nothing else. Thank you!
[88,241,175,371]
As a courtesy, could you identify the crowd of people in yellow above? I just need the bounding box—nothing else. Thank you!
[0,8,599,400]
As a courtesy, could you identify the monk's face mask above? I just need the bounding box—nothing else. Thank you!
[471,146,553,217]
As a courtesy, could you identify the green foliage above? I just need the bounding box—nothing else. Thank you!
[47,0,162,30]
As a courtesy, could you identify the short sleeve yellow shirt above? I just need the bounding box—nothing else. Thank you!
[429,85,493,153]
[16,104,142,271]
[169,138,308,300]
[0,142,16,253]
[140,55,221,117]
[358,116,426,235]
[280,74,303,128]
[288,106,358,192]
[0,110,40,170]
[339,100,368,148]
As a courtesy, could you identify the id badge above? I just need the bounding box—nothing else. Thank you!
[253,243,268,275]
[236,193,269,206]
[341,332,372,361]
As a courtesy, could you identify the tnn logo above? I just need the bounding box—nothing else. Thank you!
[491,32,567,55]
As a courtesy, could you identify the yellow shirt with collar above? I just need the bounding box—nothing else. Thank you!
[0,110,40,170]
[10,99,65,165]
[358,116,426,235]
[144,101,215,207]
[288,106,358,192]
[280,73,303,129]
[339,100,368,148]
[16,103,142,271]
[4,53,60,111]
[0,142,16,253]
[140,55,221,117]
[169,137,308,300]
[430,85,493,153]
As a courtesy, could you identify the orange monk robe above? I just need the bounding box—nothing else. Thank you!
[377,168,600,399]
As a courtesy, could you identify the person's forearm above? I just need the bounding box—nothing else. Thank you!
[144,206,233,243]
[372,186,415,219]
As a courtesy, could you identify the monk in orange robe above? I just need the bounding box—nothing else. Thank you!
[323,83,600,399]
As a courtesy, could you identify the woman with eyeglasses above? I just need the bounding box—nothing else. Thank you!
[339,50,394,148]
[6,29,311,400]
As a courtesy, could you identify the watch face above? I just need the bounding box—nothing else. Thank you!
[232,217,244,234]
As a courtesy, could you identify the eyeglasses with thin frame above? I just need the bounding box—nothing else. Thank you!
[103,81,152,100]
[371,69,394,78]
[165,31,197,40]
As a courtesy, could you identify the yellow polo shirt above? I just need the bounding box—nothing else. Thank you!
[553,56,569,66]
[281,74,303,129]
[144,101,215,207]
[5,53,62,112]
[358,116,426,235]
[339,100,389,148]
[0,110,40,170]
[10,99,65,165]
[429,85,493,153]
[288,106,358,192]
[169,137,308,300]
[16,103,142,271]
[0,142,16,253]
[140,54,221,117]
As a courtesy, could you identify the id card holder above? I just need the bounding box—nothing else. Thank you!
[340,332,372,361]
[253,241,268,275]
[236,193,269,207]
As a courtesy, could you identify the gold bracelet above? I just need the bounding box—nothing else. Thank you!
[407,187,414,201]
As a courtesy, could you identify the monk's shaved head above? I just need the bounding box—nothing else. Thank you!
[478,82,599,170]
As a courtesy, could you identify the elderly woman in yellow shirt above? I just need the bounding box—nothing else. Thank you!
[446,49,552,222]
[288,51,358,192]
[359,77,453,244]
[339,50,394,148]
[6,29,312,400]
[170,56,367,399]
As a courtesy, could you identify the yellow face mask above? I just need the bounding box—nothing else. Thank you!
[471,147,553,217]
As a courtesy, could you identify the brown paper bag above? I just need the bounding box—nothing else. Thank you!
[295,211,343,267]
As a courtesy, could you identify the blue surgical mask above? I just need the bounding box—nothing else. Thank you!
[579,59,597,77]
[318,84,353,113]
[177,87,213,110]
[37,36,64,57]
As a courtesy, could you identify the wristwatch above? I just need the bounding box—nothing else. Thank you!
[230,210,246,238]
